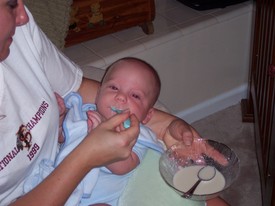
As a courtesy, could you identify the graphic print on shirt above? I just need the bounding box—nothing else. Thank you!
[15,100,49,152]
[16,125,32,151]
[0,100,49,171]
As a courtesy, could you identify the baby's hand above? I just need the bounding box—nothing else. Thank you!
[163,119,228,166]
[87,110,104,132]
[164,119,200,148]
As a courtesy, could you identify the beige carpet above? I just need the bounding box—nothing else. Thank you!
[191,103,261,206]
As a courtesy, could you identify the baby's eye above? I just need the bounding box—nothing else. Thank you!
[7,0,18,9]
[131,93,140,99]
[109,85,118,91]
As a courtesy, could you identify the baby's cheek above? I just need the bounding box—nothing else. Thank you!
[102,109,115,119]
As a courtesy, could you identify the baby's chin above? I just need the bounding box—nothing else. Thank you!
[101,108,117,119]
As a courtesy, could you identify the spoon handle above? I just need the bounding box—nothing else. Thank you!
[182,179,201,198]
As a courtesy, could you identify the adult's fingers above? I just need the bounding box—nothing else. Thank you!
[104,112,139,145]
[170,139,228,166]
[202,141,228,166]
[104,112,131,129]
[190,139,228,166]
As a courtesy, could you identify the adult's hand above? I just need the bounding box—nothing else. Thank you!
[163,119,228,166]
[172,138,228,166]
[80,112,140,167]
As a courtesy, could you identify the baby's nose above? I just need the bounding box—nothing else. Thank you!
[115,93,126,103]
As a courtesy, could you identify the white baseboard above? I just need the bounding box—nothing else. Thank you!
[175,84,248,124]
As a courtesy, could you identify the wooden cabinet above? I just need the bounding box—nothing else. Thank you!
[242,0,275,205]
[65,0,155,47]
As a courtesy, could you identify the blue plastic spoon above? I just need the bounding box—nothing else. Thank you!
[111,107,131,128]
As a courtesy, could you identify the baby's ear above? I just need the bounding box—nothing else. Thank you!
[141,108,154,125]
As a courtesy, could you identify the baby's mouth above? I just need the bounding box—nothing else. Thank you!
[110,106,131,128]
[111,106,127,114]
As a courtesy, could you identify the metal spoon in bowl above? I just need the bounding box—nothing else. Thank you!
[182,166,216,198]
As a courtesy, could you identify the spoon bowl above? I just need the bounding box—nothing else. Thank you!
[198,166,216,181]
[182,166,216,198]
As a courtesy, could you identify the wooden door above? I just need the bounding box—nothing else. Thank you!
[242,0,275,205]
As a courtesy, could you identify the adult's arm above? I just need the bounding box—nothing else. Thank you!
[145,109,200,147]
[10,113,139,206]
[78,77,100,104]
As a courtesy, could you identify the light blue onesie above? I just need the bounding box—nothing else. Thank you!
[24,92,164,206]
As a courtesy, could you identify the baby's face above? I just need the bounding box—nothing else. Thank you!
[96,61,156,124]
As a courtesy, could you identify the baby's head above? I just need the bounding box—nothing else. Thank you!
[96,57,161,124]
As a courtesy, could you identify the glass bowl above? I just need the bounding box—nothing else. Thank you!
[159,139,240,201]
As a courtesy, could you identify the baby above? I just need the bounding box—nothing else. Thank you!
[79,57,163,205]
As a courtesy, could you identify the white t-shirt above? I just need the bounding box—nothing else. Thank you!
[0,8,83,205]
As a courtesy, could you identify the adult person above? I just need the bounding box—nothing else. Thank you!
[0,1,229,205]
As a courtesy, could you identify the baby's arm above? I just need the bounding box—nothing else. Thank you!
[106,152,140,175]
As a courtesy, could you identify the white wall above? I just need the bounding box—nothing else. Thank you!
[80,2,254,123]
[134,10,253,123]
